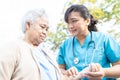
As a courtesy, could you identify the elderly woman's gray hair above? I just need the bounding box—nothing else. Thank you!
[22,9,48,33]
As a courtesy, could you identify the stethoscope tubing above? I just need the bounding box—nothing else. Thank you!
[72,31,96,65]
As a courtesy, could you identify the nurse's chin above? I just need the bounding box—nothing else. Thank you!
[71,33,78,36]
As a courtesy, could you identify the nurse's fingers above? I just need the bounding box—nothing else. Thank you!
[95,63,101,71]
[89,63,101,72]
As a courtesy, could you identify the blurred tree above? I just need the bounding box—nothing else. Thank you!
[46,20,68,51]
[46,0,120,52]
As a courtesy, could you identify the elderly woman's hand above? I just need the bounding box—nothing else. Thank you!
[81,63,105,80]
[66,66,78,76]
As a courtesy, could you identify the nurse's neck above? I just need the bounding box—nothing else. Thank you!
[76,30,90,46]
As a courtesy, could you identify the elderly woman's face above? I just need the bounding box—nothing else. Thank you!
[28,16,49,46]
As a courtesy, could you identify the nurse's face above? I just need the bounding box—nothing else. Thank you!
[67,11,90,37]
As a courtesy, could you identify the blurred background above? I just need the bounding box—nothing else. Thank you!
[0,0,120,52]
[0,0,120,79]
[0,0,68,45]
[46,0,120,53]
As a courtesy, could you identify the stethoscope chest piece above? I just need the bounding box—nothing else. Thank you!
[74,57,79,64]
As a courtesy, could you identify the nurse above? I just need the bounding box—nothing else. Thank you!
[57,4,120,80]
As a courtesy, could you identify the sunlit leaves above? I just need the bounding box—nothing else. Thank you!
[46,19,68,51]
[88,0,96,3]
[89,7,105,19]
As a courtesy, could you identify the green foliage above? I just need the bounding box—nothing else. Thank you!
[100,0,120,23]
[89,7,105,20]
[46,19,68,51]
[47,0,120,51]
[108,29,120,43]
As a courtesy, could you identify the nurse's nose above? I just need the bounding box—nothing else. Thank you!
[68,23,74,30]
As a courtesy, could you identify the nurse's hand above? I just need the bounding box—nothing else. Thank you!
[66,66,78,76]
[82,63,105,80]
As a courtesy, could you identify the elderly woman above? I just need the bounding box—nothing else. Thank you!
[0,9,68,80]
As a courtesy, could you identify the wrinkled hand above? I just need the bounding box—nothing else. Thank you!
[63,66,82,80]
[68,72,83,80]
[81,63,105,80]
[66,66,78,76]
[67,67,89,80]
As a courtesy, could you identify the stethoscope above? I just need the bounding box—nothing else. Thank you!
[73,31,96,65]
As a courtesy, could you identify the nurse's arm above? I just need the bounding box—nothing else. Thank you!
[104,60,120,78]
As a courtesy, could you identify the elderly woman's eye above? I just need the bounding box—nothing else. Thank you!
[40,25,44,28]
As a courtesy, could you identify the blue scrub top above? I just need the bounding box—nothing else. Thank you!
[57,31,120,80]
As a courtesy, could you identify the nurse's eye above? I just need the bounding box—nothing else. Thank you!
[71,20,78,23]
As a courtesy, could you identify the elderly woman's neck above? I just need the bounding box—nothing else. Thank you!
[23,34,37,48]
